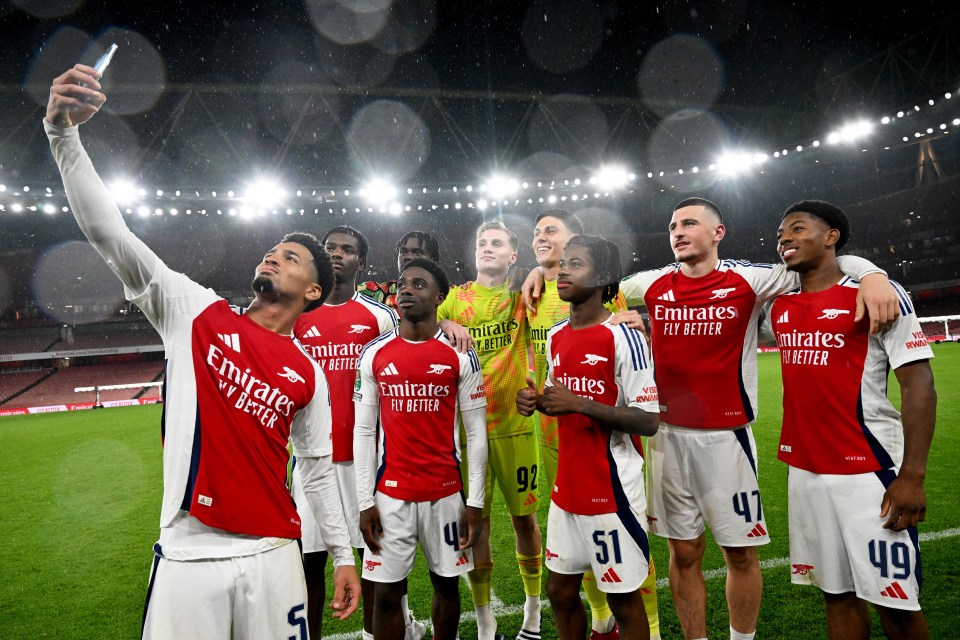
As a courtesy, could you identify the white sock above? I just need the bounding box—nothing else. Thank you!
[475,604,497,640]
[592,615,615,634]
[731,628,756,640]
[402,593,412,624]
[362,631,375,640]
[522,595,541,631]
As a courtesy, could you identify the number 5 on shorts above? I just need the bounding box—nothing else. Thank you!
[287,603,307,640]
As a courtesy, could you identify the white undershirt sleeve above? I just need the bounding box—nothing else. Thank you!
[353,401,379,512]
[460,406,488,509]
[296,455,355,567]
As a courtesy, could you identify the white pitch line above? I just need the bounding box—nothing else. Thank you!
[323,527,960,639]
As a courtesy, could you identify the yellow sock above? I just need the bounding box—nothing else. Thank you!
[516,552,543,597]
[468,561,493,607]
[582,571,613,624]
[640,555,660,636]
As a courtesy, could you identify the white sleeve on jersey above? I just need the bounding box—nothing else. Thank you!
[353,347,381,511]
[729,256,885,305]
[461,407,488,509]
[612,325,660,413]
[295,455,354,566]
[879,283,935,370]
[353,402,379,512]
[290,359,333,457]
[619,264,676,307]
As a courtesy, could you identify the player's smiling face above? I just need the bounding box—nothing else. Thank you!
[252,242,321,306]
[324,232,364,284]
[396,266,443,322]
[475,229,517,276]
[777,212,837,272]
[668,205,724,265]
[532,216,574,269]
[556,243,599,304]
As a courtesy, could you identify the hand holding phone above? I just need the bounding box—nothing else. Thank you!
[80,43,118,88]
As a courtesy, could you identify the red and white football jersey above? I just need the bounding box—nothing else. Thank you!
[354,330,486,502]
[295,293,398,462]
[546,318,659,516]
[48,121,333,560]
[771,279,933,474]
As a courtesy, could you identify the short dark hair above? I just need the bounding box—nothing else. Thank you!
[400,257,450,298]
[674,197,723,224]
[782,200,850,251]
[536,209,584,235]
[323,226,369,262]
[281,231,334,311]
[395,231,440,262]
[566,234,622,303]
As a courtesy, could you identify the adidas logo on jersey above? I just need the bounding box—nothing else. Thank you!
[348,324,371,334]
[522,492,537,507]
[380,363,399,376]
[580,354,608,365]
[302,326,321,339]
[277,366,305,384]
[657,290,676,302]
[777,310,789,324]
[217,333,240,352]
[880,581,909,600]
[197,494,213,506]
[552,354,560,367]
[746,523,768,538]
[600,567,622,583]
[455,553,470,567]
[818,308,851,320]
[710,287,736,299]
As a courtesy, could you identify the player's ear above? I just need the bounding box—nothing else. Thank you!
[305,282,323,306]
[714,223,726,243]
[824,228,840,249]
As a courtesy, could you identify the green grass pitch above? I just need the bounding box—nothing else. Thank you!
[1,343,958,638]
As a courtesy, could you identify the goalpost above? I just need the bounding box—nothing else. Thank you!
[74,381,164,408]
[917,315,960,342]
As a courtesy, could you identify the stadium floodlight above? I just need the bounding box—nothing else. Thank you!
[483,174,519,200]
[591,164,631,191]
[43,203,57,214]
[476,199,488,211]
[109,179,139,206]
[359,177,397,206]
[388,202,403,216]
[244,176,287,209]
[716,150,761,176]
[826,119,874,145]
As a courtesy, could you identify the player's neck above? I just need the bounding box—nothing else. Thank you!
[399,317,440,342]
[328,278,356,305]
[475,269,508,288]
[246,298,298,335]
[568,294,609,329]
[799,258,843,293]
[678,254,719,278]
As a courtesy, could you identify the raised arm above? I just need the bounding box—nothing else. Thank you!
[45,66,160,298]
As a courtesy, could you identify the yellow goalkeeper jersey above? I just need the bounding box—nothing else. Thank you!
[437,280,536,440]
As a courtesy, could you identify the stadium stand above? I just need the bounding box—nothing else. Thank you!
[3,361,164,408]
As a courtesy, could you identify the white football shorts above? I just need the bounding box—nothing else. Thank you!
[545,502,650,594]
[788,466,922,611]
[142,541,308,640]
[361,492,474,583]
[646,424,770,546]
